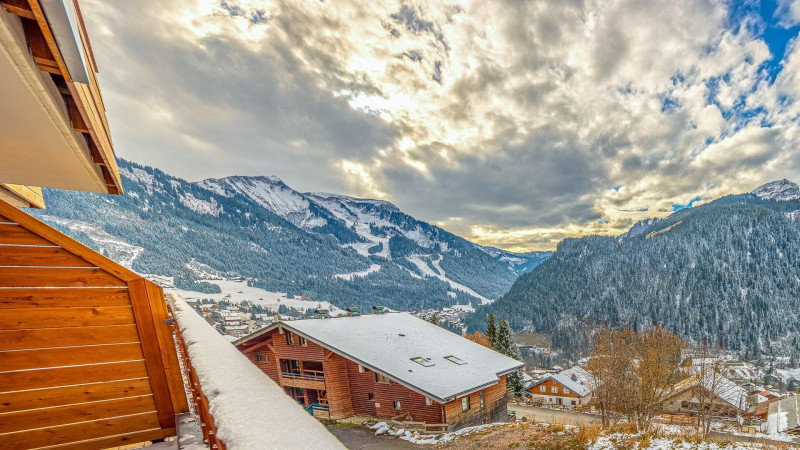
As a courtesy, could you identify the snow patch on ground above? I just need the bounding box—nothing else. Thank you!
[169,279,340,313]
[407,254,492,304]
[590,433,761,449]
[40,216,144,268]
[334,263,381,281]
[369,421,507,445]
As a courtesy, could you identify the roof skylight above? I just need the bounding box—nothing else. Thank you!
[411,357,434,367]
[444,355,466,365]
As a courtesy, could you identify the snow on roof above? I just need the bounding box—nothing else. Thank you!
[530,366,596,397]
[241,312,523,403]
[700,372,749,411]
[172,296,343,449]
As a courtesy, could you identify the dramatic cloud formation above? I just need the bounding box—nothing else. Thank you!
[82,0,800,251]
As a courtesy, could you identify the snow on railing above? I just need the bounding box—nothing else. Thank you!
[169,294,344,449]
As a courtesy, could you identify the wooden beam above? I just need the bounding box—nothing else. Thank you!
[66,94,89,133]
[2,0,35,20]
[241,340,269,354]
[26,0,71,81]
[21,18,57,71]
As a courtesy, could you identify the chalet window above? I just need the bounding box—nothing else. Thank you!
[256,354,267,363]
[300,337,308,346]
[444,355,466,365]
[358,364,366,373]
[461,396,471,412]
[551,386,558,394]
[410,357,435,367]
[285,332,295,345]
[571,400,576,406]
[564,388,571,395]
[480,391,485,408]
[368,393,374,401]
[375,373,389,384]
[425,397,433,406]
[540,385,546,393]
[393,400,402,410]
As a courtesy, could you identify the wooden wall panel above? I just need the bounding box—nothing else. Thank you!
[0,246,94,267]
[444,375,509,430]
[0,267,126,287]
[323,354,354,419]
[0,342,145,371]
[272,330,327,361]
[246,342,280,383]
[0,306,135,328]
[0,378,152,414]
[0,223,56,245]
[0,360,150,393]
[0,324,140,350]
[0,287,130,309]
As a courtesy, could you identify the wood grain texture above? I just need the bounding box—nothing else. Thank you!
[0,201,138,282]
[128,279,176,429]
[0,342,144,371]
[0,411,161,448]
[0,287,130,309]
[0,306,135,329]
[0,360,149,393]
[0,267,126,287]
[35,428,173,450]
[0,324,140,350]
[0,395,156,434]
[0,223,55,246]
[0,378,152,414]
[0,246,94,267]
[149,288,189,414]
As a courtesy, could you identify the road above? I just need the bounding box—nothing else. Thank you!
[510,404,601,426]
[326,425,423,449]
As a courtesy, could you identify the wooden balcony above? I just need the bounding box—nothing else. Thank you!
[281,370,326,390]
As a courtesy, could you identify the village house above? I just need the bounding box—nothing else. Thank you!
[661,373,749,418]
[234,312,524,431]
[525,366,596,408]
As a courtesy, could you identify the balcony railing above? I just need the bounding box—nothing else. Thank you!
[168,294,344,449]
[281,370,325,380]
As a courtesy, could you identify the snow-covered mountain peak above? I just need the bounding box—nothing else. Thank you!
[306,192,400,212]
[752,179,800,201]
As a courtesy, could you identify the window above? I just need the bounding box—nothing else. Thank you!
[540,385,546,393]
[358,365,366,373]
[425,397,433,406]
[564,388,571,395]
[393,400,402,410]
[375,373,389,384]
[256,354,267,363]
[300,337,308,346]
[480,391,485,408]
[368,393,374,401]
[410,357,435,367]
[461,396,471,412]
[571,400,576,406]
[444,355,466,365]
[285,332,295,345]
[551,386,558,394]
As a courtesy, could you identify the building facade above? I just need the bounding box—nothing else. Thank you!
[236,313,523,431]
[526,366,595,408]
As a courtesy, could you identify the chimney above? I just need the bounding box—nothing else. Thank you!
[372,305,387,314]
[346,307,360,317]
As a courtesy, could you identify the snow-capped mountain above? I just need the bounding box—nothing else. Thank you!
[751,179,800,201]
[32,159,549,311]
[197,173,550,281]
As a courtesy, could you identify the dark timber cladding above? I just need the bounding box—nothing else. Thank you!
[0,199,188,449]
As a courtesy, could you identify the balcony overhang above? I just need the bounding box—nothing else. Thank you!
[0,183,44,208]
[0,1,122,205]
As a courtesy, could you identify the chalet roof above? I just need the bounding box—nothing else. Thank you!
[664,373,749,411]
[529,366,596,397]
[235,313,524,403]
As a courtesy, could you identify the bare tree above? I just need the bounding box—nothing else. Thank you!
[691,344,747,438]
[588,327,686,432]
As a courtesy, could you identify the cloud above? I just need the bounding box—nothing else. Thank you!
[80,0,800,251]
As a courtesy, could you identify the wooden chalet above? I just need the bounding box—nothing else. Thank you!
[526,366,596,408]
[661,373,749,418]
[235,312,524,431]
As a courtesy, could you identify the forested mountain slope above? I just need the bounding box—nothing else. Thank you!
[468,180,800,358]
[32,159,548,311]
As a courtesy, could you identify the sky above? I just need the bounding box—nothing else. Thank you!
[82,0,800,252]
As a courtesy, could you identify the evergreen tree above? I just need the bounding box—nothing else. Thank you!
[429,313,439,325]
[486,313,498,349]
[496,319,524,396]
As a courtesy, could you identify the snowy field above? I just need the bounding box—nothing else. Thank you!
[334,263,381,281]
[167,278,341,313]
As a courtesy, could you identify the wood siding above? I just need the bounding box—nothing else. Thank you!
[0,201,187,449]
[528,378,581,399]
[324,354,355,419]
[444,375,509,430]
